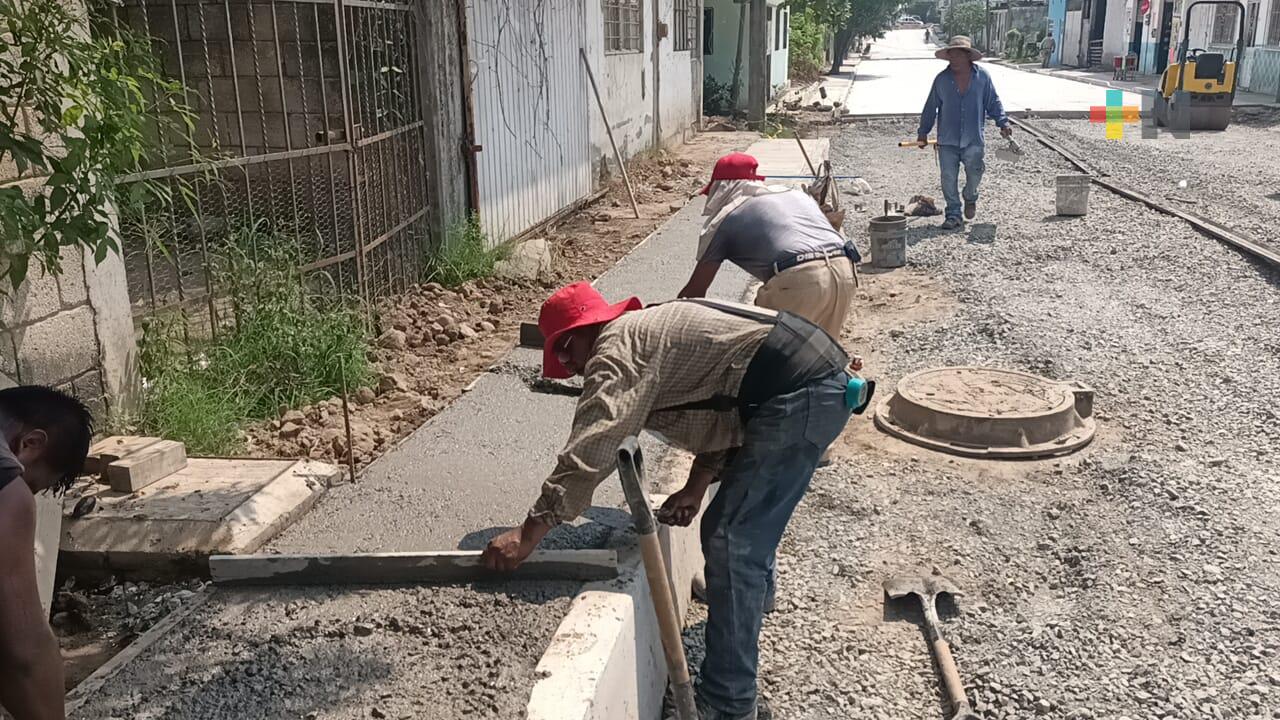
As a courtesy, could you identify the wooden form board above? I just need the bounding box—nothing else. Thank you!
[105,440,187,493]
[84,436,159,476]
[209,549,619,586]
[519,322,545,348]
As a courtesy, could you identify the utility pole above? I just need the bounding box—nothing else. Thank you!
[747,0,768,126]
[984,0,991,51]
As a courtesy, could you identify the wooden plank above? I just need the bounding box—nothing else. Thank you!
[34,493,63,615]
[209,549,619,586]
[519,322,544,347]
[64,587,214,718]
[84,436,161,477]
[105,440,188,493]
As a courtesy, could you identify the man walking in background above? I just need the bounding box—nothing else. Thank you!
[917,36,1012,231]
[1040,31,1057,67]
[0,385,94,720]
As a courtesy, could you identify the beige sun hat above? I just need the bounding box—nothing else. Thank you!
[935,35,983,61]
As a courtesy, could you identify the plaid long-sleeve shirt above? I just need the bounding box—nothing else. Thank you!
[530,301,773,526]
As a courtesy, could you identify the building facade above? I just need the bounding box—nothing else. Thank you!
[703,0,791,112]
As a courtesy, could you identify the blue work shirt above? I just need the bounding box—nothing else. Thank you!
[917,64,1009,148]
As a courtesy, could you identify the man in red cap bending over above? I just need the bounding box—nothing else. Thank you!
[679,152,859,344]
[483,282,860,720]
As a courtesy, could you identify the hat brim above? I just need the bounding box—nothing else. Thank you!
[541,296,642,379]
[700,175,767,195]
[936,46,983,61]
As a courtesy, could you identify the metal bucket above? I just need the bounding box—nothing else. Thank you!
[1055,175,1091,216]
[869,215,907,268]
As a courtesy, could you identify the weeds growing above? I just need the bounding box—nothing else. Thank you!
[423,213,505,287]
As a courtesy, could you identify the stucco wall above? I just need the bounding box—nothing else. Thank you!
[1102,0,1131,62]
[583,0,700,181]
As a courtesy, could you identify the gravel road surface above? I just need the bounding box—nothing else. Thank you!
[680,118,1280,720]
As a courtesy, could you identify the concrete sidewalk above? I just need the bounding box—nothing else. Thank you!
[269,136,821,555]
[1013,64,1280,107]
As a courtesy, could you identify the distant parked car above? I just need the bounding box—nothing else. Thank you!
[897,16,925,27]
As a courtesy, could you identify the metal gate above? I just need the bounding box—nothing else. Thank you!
[106,0,438,332]
[465,0,592,244]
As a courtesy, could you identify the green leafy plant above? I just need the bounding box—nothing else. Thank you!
[137,224,371,454]
[789,9,830,83]
[703,76,735,116]
[790,0,902,74]
[423,213,506,288]
[1006,28,1024,59]
[944,2,988,44]
[0,0,195,288]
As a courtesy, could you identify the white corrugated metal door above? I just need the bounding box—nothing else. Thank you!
[467,0,592,244]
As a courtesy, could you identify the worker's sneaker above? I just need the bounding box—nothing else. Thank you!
[964,200,977,219]
[940,217,963,230]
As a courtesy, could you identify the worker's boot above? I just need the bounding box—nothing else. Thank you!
[964,200,977,220]
[689,695,771,720]
[940,217,963,230]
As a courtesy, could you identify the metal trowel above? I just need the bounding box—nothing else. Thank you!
[994,138,1023,162]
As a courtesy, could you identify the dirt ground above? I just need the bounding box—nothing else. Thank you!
[55,130,757,697]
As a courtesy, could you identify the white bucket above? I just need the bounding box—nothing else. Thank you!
[1056,175,1091,216]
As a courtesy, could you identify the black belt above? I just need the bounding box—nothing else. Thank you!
[773,242,861,275]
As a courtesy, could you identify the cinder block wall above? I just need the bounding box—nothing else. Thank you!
[0,241,139,420]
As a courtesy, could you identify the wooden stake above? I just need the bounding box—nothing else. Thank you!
[580,48,641,219]
[209,549,619,586]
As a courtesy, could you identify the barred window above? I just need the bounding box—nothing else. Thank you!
[606,0,643,53]
[1271,1,1280,45]
[1211,4,1237,44]
[674,0,696,51]
[704,7,714,55]
[1245,1,1259,46]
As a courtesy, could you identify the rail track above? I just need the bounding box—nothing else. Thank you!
[1011,117,1280,269]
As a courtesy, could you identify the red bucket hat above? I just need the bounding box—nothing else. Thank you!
[700,152,766,195]
[538,282,641,379]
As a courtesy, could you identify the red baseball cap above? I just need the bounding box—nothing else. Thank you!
[538,282,641,379]
[700,152,766,195]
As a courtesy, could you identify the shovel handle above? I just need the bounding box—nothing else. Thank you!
[931,636,972,713]
[899,140,937,147]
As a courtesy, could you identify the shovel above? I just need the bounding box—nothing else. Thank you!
[884,573,979,720]
[618,437,698,720]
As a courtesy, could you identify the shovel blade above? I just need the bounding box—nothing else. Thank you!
[883,573,964,601]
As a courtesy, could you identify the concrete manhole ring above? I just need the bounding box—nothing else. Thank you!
[873,366,1097,459]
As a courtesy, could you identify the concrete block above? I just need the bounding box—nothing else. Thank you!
[105,439,188,493]
[0,264,64,327]
[68,370,106,421]
[85,435,163,476]
[13,306,98,385]
[56,244,90,309]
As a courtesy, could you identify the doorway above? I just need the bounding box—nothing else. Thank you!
[1156,0,1174,73]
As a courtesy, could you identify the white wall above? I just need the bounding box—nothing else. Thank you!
[1102,0,1131,62]
[583,0,699,180]
[768,3,790,94]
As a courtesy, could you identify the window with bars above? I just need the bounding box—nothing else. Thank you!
[605,0,643,53]
[704,7,714,54]
[1245,1,1259,46]
[1267,0,1280,44]
[783,8,790,49]
[1211,4,1238,43]
[674,0,696,51]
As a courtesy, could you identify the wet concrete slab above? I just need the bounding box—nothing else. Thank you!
[269,197,755,555]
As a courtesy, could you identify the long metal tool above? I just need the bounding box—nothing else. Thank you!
[580,48,641,219]
[618,437,698,720]
[884,573,979,720]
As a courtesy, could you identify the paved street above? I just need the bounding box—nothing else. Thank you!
[845,30,1144,115]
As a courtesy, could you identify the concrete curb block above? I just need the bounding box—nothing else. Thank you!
[527,490,709,720]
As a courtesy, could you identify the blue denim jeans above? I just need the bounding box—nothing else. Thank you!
[696,372,853,716]
[938,144,986,220]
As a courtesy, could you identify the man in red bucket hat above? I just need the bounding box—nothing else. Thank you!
[483,281,862,720]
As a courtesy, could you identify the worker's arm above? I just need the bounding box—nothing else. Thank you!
[658,448,739,527]
[984,76,1011,135]
[0,482,66,720]
[483,352,657,570]
[916,78,941,141]
[677,260,722,299]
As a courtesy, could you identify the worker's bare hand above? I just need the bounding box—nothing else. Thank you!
[1000,126,1013,139]
[850,355,864,372]
[916,136,929,148]
[658,483,708,527]
[482,518,550,571]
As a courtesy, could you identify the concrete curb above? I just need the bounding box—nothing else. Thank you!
[527,483,710,720]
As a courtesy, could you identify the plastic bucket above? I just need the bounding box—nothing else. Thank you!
[869,215,907,268]
[1056,175,1091,216]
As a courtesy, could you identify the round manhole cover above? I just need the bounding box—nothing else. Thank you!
[874,367,1096,459]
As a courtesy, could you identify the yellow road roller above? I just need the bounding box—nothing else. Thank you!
[1154,0,1245,132]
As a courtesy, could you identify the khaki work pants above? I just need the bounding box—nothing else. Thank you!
[755,256,857,341]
